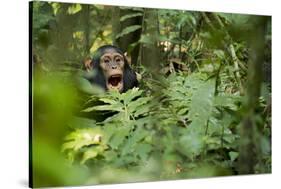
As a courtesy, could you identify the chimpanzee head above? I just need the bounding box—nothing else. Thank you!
[88,45,138,93]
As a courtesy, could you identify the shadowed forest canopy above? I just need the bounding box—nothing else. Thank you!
[31,1,271,188]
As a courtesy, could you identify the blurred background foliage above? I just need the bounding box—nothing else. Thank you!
[31,1,271,187]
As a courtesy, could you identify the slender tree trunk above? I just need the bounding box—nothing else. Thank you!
[238,16,269,174]
[112,8,142,66]
[83,4,91,57]
[141,9,160,70]
[111,7,120,46]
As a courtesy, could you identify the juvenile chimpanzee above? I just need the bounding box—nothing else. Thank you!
[85,45,138,93]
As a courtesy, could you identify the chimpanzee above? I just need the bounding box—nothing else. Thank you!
[84,45,138,93]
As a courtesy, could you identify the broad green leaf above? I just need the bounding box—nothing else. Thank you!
[218,13,251,26]
[116,25,142,39]
[82,104,123,112]
[177,108,188,116]
[107,89,122,99]
[127,41,140,54]
[67,4,82,14]
[62,128,103,152]
[203,136,221,150]
[99,98,121,105]
[260,82,270,104]
[64,128,102,141]
[133,104,151,117]
[178,132,204,159]
[102,113,126,123]
[119,6,144,12]
[214,95,240,110]
[108,127,131,150]
[121,88,143,105]
[260,136,271,155]
[188,79,216,126]
[128,97,151,114]
[213,49,225,59]
[130,126,149,144]
[120,125,146,156]
[120,13,143,22]
[81,148,98,164]
[135,143,152,160]
[121,138,134,156]
[229,151,239,162]
[103,151,118,162]
[51,2,60,15]
[223,131,237,144]
[157,35,169,42]
[139,35,154,44]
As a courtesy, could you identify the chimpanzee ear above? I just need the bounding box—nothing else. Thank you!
[83,57,93,72]
[123,63,138,92]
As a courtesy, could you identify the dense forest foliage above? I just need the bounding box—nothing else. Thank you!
[31,1,271,187]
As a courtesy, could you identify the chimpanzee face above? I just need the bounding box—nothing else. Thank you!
[99,49,125,92]
[87,45,138,93]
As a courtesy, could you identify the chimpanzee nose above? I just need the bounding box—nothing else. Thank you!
[111,65,117,69]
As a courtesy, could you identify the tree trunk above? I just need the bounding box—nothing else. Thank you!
[140,9,160,71]
[238,16,269,174]
[112,7,142,66]
[83,4,91,57]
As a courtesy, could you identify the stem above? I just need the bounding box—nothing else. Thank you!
[229,44,244,94]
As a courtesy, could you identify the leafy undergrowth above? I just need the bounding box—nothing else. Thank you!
[62,72,271,184]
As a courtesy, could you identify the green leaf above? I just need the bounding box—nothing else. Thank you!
[67,4,82,15]
[213,49,225,59]
[133,104,151,117]
[260,136,271,155]
[103,151,118,162]
[214,95,240,110]
[203,136,221,150]
[108,127,131,150]
[139,34,154,44]
[116,25,142,39]
[120,13,143,22]
[229,151,239,162]
[178,132,204,159]
[177,108,188,116]
[127,41,140,54]
[82,104,123,112]
[121,88,143,105]
[223,130,237,144]
[62,128,103,152]
[81,146,105,164]
[260,82,270,104]
[119,6,144,12]
[130,126,149,144]
[128,97,151,115]
[135,143,152,160]
[188,79,216,126]
[218,13,251,26]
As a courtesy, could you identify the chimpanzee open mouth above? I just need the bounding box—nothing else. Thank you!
[108,74,122,86]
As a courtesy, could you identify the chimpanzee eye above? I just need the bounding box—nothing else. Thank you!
[104,59,110,63]
[116,58,121,63]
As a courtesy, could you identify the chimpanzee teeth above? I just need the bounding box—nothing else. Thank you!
[110,74,122,78]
